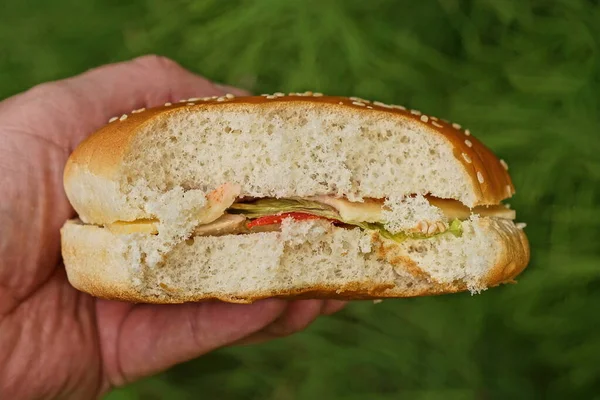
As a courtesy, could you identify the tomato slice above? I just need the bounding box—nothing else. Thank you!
[246,212,324,229]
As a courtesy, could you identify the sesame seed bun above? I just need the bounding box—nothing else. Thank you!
[64,93,514,225]
[60,93,529,303]
[60,217,529,303]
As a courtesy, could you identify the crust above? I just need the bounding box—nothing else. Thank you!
[60,218,529,304]
[64,94,515,223]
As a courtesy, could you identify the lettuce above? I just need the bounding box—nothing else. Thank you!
[228,198,463,241]
[228,198,340,219]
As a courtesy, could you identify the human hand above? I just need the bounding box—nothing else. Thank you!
[0,55,346,399]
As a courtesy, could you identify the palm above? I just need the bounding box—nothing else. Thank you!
[0,56,345,399]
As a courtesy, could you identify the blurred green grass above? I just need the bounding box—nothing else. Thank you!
[2,0,599,398]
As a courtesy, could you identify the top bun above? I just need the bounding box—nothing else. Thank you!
[64,93,515,225]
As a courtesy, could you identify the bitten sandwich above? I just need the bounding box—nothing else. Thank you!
[60,93,530,303]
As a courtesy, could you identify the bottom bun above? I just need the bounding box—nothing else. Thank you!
[60,217,529,304]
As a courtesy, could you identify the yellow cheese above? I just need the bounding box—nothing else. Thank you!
[104,183,240,236]
[106,219,158,234]
[310,195,515,222]
[104,191,515,237]
[308,196,384,223]
[427,197,516,220]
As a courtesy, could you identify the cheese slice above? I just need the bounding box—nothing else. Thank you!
[106,219,158,234]
[426,197,516,220]
[307,196,384,223]
[105,183,241,235]
[309,195,515,222]
[104,192,515,236]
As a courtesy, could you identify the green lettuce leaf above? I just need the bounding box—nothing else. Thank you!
[228,198,340,219]
[228,198,463,241]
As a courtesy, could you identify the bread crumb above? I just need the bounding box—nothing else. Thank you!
[383,195,444,233]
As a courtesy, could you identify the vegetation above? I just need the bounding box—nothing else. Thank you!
[2,1,598,398]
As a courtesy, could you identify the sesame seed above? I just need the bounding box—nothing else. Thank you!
[352,101,365,107]
[500,159,509,170]
[164,102,172,106]
[436,221,447,232]
[313,92,323,97]
[303,91,313,96]
[432,121,443,128]
[261,94,269,96]
[452,123,462,129]
[201,97,212,101]
[178,99,187,103]
[339,101,344,105]
[462,153,472,163]
[266,95,277,99]
[367,105,373,109]
[216,97,226,102]
[350,96,370,103]
[288,92,298,96]
[211,96,218,99]
[373,101,390,108]
[273,92,284,97]
[464,129,471,136]
[420,115,429,123]
[108,116,118,123]
[225,93,235,99]
[516,222,527,229]
[477,171,485,183]
[119,114,128,121]
[427,223,437,235]
[391,105,407,110]
[187,97,201,102]
[465,139,473,147]
[187,102,195,106]
[373,299,383,304]
[506,185,512,196]
[132,107,146,113]
[410,109,422,115]
[430,116,438,121]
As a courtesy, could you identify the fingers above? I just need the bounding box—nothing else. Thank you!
[262,299,324,337]
[61,55,250,147]
[6,55,249,150]
[213,82,251,97]
[104,297,347,386]
[321,299,347,315]
[107,299,286,386]
[234,299,347,346]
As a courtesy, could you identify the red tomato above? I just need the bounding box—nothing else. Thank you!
[246,212,324,228]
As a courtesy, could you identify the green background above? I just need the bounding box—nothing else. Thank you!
[2,0,599,398]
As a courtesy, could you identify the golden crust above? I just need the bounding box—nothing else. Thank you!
[64,94,515,213]
[60,217,529,304]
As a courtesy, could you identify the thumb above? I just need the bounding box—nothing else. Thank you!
[98,299,288,387]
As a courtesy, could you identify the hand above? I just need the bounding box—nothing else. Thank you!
[0,55,346,399]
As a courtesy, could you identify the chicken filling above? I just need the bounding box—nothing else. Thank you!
[106,191,515,243]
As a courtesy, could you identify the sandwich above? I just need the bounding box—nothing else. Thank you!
[60,92,530,304]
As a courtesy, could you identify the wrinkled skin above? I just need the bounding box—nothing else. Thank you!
[0,55,346,399]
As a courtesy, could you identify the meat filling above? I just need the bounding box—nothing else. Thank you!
[104,195,516,242]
